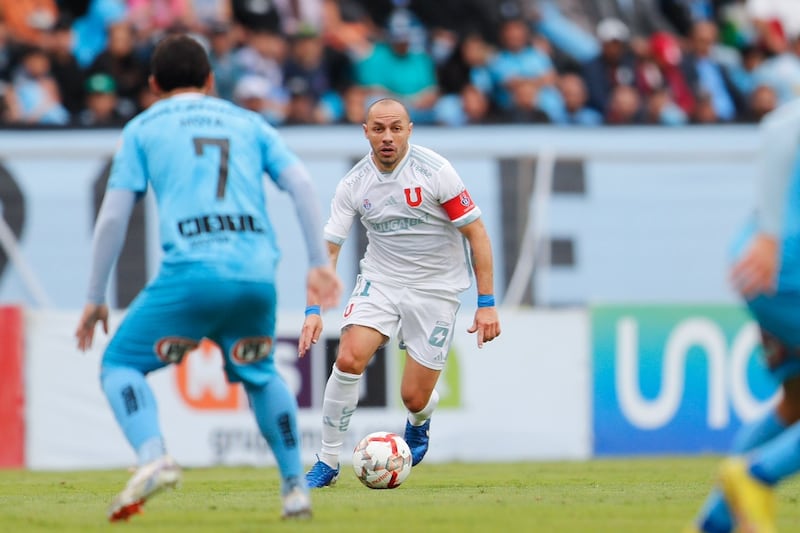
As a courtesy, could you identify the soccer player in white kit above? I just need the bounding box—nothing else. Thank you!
[301,98,501,488]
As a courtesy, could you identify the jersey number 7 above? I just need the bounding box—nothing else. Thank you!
[193,137,230,199]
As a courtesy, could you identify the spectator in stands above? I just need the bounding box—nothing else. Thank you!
[531,0,600,64]
[751,34,800,106]
[746,0,800,56]
[0,18,20,83]
[70,0,128,68]
[683,20,744,122]
[76,71,128,126]
[206,21,241,102]
[282,25,348,123]
[273,0,325,37]
[582,17,637,113]
[351,7,439,124]
[87,20,149,117]
[727,43,767,97]
[231,0,282,33]
[232,74,288,125]
[643,87,689,125]
[6,45,69,124]
[636,31,696,117]
[127,0,197,41]
[233,27,288,100]
[45,16,84,120]
[556,72,603,125]
[487,17,564,122]
[659,0,717,36]
[742,82,777,122]
[605,83,642,124]
[337,84,368,124]
[0,0,58,45]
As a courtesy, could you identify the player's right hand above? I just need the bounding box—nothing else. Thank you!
[75,303,109,351]
[730,233,779,298]
[298,313,323,357]
[307,265,342,309]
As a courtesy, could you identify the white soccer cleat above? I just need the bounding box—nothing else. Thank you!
[281,486,312,520]
[107,455,182,522]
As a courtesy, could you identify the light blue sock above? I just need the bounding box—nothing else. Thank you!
[100,366,165,465]
[696,410,786,532]
[750,417,800,486]
[245,378,306,495]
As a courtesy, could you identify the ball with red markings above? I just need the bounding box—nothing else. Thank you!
[352,431,412,489]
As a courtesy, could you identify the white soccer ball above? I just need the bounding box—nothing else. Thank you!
[352,431,413,489]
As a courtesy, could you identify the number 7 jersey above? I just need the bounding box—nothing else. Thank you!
[324,144,482,293]
[106,93,300,282]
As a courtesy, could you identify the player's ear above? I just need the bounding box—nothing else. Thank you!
[362,122,368,138]
[204,72,215,94]
[148,75,162,97]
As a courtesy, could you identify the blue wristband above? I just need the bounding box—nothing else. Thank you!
[477,295,495,308]
[305,305,321,316]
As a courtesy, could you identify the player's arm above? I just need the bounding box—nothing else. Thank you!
[272,162,342,310]
[299,240,343,357]
[730,111,796,297]
[76,126,146,351]
[75,188,137,351]
[459,218,501,348]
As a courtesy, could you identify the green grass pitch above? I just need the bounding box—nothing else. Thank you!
[2,457,799,532]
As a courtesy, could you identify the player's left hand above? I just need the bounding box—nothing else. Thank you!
[467,307,500,349]
[75,303,109,352]
[298,313,323,357]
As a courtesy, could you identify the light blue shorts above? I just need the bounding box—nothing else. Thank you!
[102,271,278,386]
[747,292,800,383]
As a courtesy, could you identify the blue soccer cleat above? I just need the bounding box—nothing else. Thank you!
[404,419,430,466]
[305,456,339,488]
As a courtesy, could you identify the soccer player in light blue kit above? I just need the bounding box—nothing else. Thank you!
[74,35,342,522]
[688,98,800,532]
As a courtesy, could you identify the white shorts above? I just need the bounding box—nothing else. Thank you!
[340,275,461,371]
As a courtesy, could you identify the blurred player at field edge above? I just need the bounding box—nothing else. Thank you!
[300,98,501,488]
[74,34,341,521]
[687,97,800,533]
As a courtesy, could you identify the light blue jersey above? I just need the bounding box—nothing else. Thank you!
[750,98,800,291]
[108,93,299,283]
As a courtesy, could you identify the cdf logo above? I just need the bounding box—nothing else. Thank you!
[174,337,314,410]
[592,305,778,455]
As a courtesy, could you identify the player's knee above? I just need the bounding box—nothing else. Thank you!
[401,392,428,413]
[334,351,368,374]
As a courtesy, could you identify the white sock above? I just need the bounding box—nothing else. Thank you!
[319,364,361,468]
[407,389,439,426]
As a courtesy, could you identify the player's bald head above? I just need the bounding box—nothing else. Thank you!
[365,98,411,123]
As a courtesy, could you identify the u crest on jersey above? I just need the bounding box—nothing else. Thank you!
[404,187,422,207]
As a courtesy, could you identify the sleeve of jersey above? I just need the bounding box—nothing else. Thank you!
[324,181,357,245]
[260,121,301,181]
[438,164,481,227]
[107,125,148,194]
[755,111,798,237]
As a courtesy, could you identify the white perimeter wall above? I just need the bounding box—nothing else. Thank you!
[25,308,590,470]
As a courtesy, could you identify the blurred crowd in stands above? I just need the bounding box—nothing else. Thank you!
[0,0,797,127]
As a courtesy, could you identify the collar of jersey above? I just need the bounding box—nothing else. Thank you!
[370,145,411,181]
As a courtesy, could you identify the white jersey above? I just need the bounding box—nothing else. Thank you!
[324,144,481,292]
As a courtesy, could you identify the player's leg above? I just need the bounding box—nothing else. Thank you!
[306,277,398,487]
[693,294,800,532]
[397,287,459,466]
[306,324,387,487]
[214,280,312,518]
[400,357,440,466]
[101,280,207,521]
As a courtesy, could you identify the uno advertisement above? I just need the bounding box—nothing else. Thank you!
[592,305,779,455]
